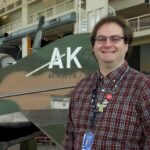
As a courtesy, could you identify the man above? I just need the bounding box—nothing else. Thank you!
[63,16,150,149]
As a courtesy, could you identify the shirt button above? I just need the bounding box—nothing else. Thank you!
[101,89,105,92]
[113,80,115,83]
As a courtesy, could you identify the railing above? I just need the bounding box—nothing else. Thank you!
[0,19,22,34]
[0,0,22,15]
[126,13,150,32]
[28,0,74,24]
[0,0,74,34]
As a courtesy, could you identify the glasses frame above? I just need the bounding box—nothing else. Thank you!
[95,35,125,44]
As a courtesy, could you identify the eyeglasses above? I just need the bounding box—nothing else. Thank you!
[95,35,125,44]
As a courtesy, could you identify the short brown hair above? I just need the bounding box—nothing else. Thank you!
[90,16,133,47]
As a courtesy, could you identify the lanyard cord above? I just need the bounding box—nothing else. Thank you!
[90,77,99,128]
[89,67,129,128]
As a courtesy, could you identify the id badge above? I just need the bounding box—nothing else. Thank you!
[82,131,94,150]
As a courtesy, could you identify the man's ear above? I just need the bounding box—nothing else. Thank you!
[125,44,128,53]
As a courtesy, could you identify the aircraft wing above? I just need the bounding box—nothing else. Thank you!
[0,33,98,148]
[0,99,40,150]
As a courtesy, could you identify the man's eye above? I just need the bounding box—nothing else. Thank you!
[111,37,120,41]
[98,38,106,41]
[96,37,106,42]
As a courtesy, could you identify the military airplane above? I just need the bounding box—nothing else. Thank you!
[0,32,98,149]
[0,15,58,150]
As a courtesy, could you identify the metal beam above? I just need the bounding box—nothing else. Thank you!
[2,12,76,44]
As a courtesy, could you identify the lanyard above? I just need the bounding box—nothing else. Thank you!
[89,67,129,128]
[90,79,99,128]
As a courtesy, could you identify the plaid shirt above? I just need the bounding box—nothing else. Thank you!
[63,62,150,150]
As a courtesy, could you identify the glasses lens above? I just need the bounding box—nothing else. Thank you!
[110,36,124,43]
[95,36,107,43]
[95,35,124,43]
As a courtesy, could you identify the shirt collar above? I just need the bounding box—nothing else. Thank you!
[97,61,129,84]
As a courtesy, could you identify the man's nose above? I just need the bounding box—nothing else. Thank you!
[104,39,112,46]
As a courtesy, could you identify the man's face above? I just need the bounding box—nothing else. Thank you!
[93,23,128,65]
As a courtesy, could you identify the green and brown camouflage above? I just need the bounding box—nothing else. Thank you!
[0,33,98,148]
